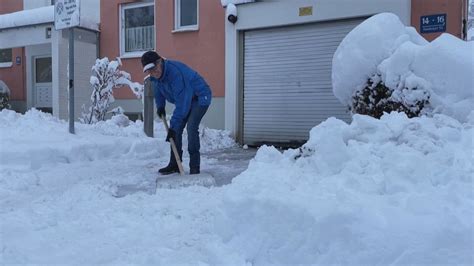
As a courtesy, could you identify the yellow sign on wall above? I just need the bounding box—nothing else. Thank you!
[299,6,313,17]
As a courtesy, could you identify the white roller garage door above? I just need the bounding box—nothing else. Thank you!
[243,18,364,146]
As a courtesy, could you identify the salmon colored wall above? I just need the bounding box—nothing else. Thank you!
[0,0,26,101]
[100,0,225,99]
[411,0,467,41]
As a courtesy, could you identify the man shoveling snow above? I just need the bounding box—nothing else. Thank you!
[141,50,212,176]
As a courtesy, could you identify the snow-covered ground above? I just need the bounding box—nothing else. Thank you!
[1,108,472,265]
[1,12,473,265]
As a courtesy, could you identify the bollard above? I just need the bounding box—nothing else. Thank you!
[143,77,154,137]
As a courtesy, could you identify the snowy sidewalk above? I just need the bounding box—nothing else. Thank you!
[202,146,257,186]
[114,146,257,197]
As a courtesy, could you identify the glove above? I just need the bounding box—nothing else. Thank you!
[165,128,176,142]
[157,107,166,119]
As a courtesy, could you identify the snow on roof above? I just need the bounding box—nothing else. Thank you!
[0,6,54,30]
[0,6,99,31]
[221,0,255,7]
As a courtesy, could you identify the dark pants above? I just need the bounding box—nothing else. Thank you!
[169,100,209,170]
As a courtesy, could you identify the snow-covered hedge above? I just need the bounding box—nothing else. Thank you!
[0,92,10,110]
[351,74,430,119]
[332,13,474,122]
[0,80,11,110]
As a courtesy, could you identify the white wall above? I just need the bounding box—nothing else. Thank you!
[0,25,52,49]
[23,0,52,10]
[80,0,100,25]
[224,0,411,137]
[54,28,98,120]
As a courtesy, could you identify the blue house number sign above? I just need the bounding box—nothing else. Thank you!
[420,14,446,33]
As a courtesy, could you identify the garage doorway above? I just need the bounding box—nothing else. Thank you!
[242,18,365,146]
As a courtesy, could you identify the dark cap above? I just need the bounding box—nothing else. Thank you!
[141,51,161,72]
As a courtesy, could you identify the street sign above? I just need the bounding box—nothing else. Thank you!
[54,0,80,30]
[420,14,446,34]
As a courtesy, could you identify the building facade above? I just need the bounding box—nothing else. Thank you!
[100,0,225,129]
[223,0,469,146]
[0,0,25,112]
[0,0,468,142]
[0,0,100,120]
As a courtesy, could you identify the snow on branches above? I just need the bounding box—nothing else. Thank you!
[80,57,143,124]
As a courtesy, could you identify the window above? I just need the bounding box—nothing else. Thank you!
[175,0,198,31]
[120,2,155,56]
[35,57,52,83]
[0,49,12,68]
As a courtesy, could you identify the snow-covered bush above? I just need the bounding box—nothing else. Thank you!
[333,13,474,122]
[0,92,10,110]
[351,74,430,119]
[80,57,143,124]
[0,80,11,110]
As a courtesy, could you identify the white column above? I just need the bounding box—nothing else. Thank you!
[224,18,239,138]
[51,28,61,118]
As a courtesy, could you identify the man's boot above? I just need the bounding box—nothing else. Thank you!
[158,164,179,175]
[190,168,200,175]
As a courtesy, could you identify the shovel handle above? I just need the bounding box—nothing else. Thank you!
[161,116,185,176]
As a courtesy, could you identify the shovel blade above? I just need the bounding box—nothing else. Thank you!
[155,172,215,189]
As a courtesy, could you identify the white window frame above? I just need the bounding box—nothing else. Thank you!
[0,48,13,68]
[119,1,155,58]
[174,0,199,32]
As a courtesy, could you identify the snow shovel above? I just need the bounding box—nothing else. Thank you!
[156,116,215,189]
[160,115,185,176]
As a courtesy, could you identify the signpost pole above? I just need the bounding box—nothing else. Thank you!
[55,0,80,134]
[69,27,75,134]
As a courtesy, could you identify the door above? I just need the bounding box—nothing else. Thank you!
[34,56,52,109]
[242,18,364,146]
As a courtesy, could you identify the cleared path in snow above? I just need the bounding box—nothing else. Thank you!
[113,146,257,197]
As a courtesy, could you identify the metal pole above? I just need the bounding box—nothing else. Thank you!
[143,77,154,137]
[69,27,75,134]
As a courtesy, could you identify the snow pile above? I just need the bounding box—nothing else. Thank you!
[332,13,474,122]
[199,127,237,152]
[0,109,234,170]
[222,112,473,264]
[0,109,155,170]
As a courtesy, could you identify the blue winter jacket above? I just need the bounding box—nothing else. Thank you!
[150,60,212,131]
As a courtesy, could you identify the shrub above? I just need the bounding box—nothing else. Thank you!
[0,92,11,110]
[351,75,430,119]
[80,57,143,124]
